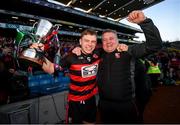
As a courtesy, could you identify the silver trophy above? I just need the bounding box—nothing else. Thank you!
[35,19,53,42]
[16,19,53,68]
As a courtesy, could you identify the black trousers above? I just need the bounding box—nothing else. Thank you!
[68,96,97,123]
[98,98,139,124]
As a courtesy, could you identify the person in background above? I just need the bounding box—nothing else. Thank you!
[134,58,152,123]
[0,59,11,105]
[168,52,180,84]
[147,56,161,89]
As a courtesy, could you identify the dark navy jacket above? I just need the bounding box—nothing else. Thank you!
[97,18,162,102]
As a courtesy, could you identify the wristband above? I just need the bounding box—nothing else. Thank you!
[54,63,60,72]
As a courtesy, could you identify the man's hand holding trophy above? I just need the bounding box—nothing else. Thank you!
[14,19,60,70]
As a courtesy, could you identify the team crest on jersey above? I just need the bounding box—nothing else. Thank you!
[93,54,98,59]
[81,64,98,78]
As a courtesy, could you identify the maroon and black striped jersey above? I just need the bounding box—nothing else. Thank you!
[60,51,101,101]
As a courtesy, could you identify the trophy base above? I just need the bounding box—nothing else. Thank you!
[19,54,43,65]
[18,48,43,70]
[18,55,43,71]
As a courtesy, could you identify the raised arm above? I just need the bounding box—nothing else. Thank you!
[127,10,162,57]
[42,58,55,74]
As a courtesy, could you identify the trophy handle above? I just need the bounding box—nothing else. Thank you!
[54,24,60,31]
[31,22,38,34]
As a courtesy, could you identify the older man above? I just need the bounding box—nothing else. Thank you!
[97,10,162,123]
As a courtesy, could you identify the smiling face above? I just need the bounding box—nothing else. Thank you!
[80,34,97,55]
[102,31,119,53]
[79,29,97,55]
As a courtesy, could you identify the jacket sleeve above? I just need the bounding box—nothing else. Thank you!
[128,18,162,58]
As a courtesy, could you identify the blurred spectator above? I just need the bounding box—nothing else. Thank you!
[168,51,180,84]
[147,56,161,89]
[0,59,11,105]
[135,58,152,123]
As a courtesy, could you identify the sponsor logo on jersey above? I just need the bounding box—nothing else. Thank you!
[81,64,98,78]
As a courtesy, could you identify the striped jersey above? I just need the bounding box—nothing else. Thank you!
[60,52,101,101]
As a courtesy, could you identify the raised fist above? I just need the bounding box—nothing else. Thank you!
[127,10,146,24]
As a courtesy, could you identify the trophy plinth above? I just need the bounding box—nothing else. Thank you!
[19,48,43,65]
